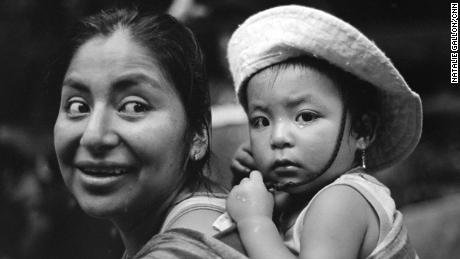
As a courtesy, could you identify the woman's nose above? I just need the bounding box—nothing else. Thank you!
[80,105,120,154]
[270,120,293,149]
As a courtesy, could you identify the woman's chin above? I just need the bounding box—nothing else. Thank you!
[75,195,127,219]
[79,204,113,219]
[83,207,114,219]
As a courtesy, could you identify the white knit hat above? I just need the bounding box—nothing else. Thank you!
[227,5,422,171]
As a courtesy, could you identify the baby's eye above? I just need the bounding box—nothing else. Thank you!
[119,101,150,116]
[295,111,318,125]
[66,99,89,117]
[251,116,270,129]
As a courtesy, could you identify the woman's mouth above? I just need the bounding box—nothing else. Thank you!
[78,167,130,176]
[74,161,136,190]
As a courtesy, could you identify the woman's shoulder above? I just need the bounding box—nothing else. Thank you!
[131,228,248,259]
[160,189,227,235]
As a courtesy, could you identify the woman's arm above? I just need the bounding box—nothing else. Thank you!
[298,185,378,259]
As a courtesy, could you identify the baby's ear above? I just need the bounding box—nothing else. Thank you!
[353,112,379,146]
[189,126,209,161]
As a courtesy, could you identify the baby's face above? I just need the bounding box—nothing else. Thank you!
[246,65,358,194]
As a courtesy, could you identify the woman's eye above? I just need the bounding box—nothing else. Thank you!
[119,101,150,115]
[251,117,270,129]
[66,100,89,117]
[295,112,318,124]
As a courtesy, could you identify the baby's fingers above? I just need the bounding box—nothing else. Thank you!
[233,151,256,169]
[239,140,252,154]
[249,170,264,183]
[231,156,254,185]
[233,142,256,167]
[230,158,251,175]
[239,177,250,185]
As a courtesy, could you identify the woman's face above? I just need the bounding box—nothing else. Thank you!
[54,30,190,219]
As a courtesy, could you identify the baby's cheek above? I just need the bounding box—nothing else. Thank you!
[300,133,329,156]
[252,136,279,185]
[252,147,270,174]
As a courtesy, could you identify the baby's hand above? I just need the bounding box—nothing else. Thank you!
[226,171,274,223]
[231,141,257,185]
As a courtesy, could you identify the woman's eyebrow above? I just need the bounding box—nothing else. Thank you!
[62,77,89,93]
[113,73,163,91]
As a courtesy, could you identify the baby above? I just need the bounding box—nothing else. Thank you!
[225,5,421,259]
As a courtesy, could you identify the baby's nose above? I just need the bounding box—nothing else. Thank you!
[270,121,293,149]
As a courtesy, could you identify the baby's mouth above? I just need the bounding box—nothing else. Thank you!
[270,159,301,174]
[264,159,301,191]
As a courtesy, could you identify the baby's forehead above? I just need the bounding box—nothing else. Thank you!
[249,63,339,90]
[246,65,343,108]
[252,60,339,86]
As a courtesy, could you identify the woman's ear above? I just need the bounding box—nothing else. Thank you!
[189,126,209,161]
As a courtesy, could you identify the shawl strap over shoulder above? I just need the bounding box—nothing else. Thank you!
[127,228,247,259]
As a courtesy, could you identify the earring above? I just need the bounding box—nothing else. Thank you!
[191,151,200,161]
[356,137,367,170]
[361,148,367,169]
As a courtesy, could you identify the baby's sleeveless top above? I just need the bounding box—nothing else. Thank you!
[283,169,418,258]
[160,192,227,233]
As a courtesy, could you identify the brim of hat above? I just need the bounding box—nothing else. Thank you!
[227,5,423,171]
[367,90,422,171]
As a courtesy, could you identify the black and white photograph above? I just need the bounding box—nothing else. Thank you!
[0,1,456,258]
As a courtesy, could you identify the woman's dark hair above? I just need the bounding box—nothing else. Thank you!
[58,8,212,189]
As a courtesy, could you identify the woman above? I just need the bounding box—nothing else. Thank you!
[53,8,230,258]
